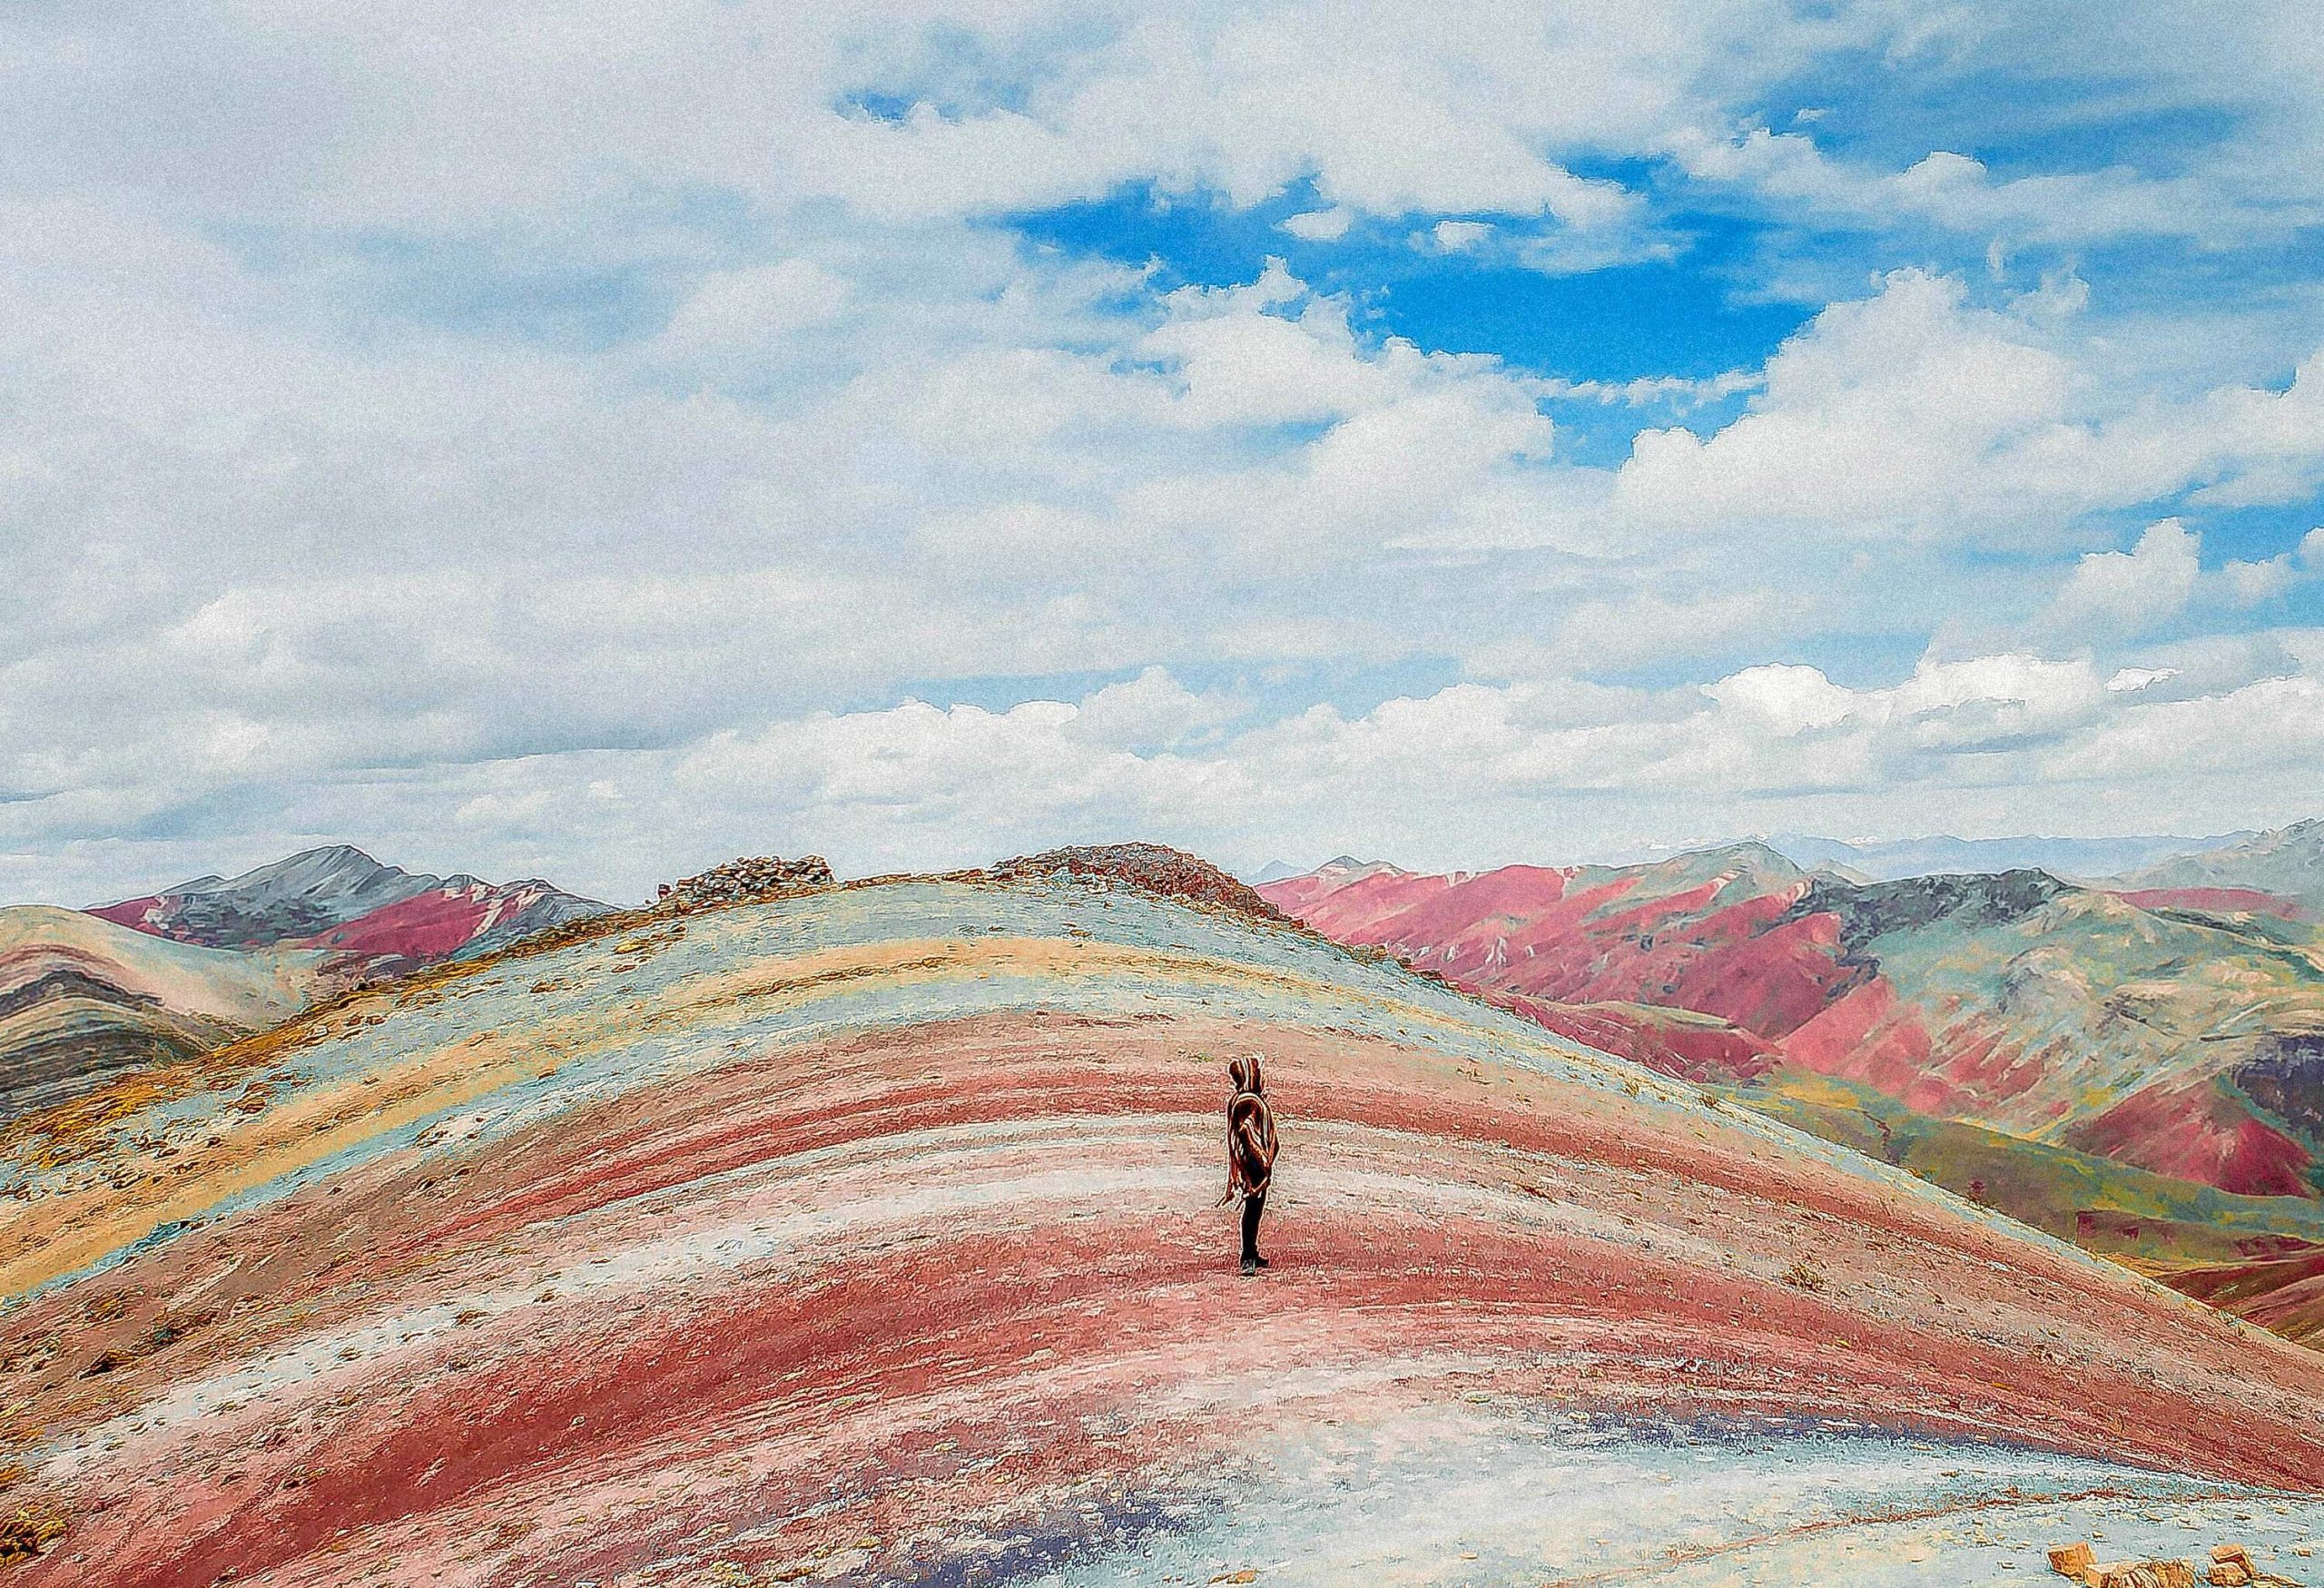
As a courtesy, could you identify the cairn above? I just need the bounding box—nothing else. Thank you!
[652,853,834,912]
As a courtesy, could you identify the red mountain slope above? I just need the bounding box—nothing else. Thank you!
[1261,851,2324,1196]
[1266,845,1861,1079]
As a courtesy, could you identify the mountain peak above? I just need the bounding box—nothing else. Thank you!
[220,843,404,893]
[1313,854,1402,878]
[1693,838,1807,874]
[85,845,609,959]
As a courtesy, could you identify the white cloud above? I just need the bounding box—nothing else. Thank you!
[611,642,2322,887]
[1280,206,1354,241]
[2043,518,2323,639]
[1543,370,1763,409]
[1671,123,2296,248]
[1704,664,1857,734]
[1614,271,2324,546]
[1613,271,2079,539]
[2047,519,2202,635]
[1480,590,1780,677]
[0,4,1739,232]
[648,258,852,364]
[15,624,2324,904]
[2218,554,2298,605]
[4,3,2321,250]
[1135,263,1403,429]
[1068,666,1243,749]
[1425,219,1495,252]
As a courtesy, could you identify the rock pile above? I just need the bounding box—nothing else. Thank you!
[2049,1541,2300,1588]
[653,854,834,912]
[2046,1548,2193,1588]
[981,843,1289,926]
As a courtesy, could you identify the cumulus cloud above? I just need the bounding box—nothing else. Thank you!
[1280,206,1354,242]
[1479,591,1783,678]
[1704,664,1857,734]
[1674,129,2260,247]
[434,644,2324,897]
[4,2,2324,902]
[1424,220,1495,252]
[1615,271,2324,545]
[1068,666,1246,750]
[2046,519,2203,635]
[16,622,2324,905]
[1613,271,2078,538]
[2218,554,2299,606]
[2043,518,2323,639]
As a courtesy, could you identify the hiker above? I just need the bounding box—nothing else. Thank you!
[1224,1053,1278,1275]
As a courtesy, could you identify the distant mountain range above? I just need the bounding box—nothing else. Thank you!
[0,847,608,1120]
[1768,830,2257,883]
[1259,818,2324,1346]
[1257,833,2255,887]
[88,843,606,967]
[2114,817,2324,916]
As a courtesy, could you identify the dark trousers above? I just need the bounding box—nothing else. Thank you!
[1240,1186,1266,1263]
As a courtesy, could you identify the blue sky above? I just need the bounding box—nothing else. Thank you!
[2,3,2322,902]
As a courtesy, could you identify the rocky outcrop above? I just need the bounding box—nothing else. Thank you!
[1784,867,2073,958]
[2203,1541,2305,1585]
[2051,1541,2309,1588]
[2047,1544,2195,1587]
[652,853,835,911]
[983,842,1288,924]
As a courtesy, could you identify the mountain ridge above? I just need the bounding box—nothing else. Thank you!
[1,848,609,1120]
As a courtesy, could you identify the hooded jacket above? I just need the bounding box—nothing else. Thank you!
[1226,1053,1277,1199]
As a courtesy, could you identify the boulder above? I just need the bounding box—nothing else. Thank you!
[2053,1544,2098,1578]
[2086,1561,2194,1588]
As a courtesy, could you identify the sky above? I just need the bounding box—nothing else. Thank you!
[5,1,2324,904]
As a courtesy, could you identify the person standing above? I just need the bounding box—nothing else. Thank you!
[1225,1053,1277,1275]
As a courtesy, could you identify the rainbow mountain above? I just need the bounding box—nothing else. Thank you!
[2,851,2321,1582]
